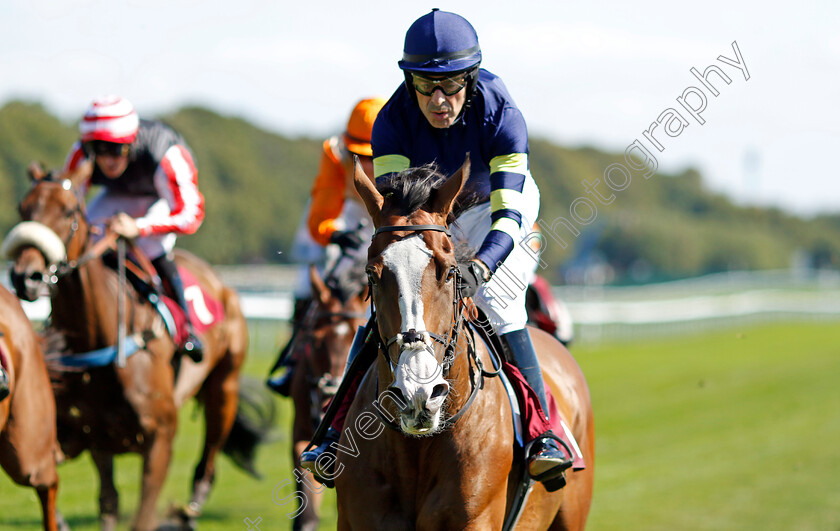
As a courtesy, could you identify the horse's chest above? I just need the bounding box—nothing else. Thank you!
[54,373,145,454]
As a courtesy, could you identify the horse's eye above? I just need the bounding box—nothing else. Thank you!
[445,267,456,283]
[366,268,378,286]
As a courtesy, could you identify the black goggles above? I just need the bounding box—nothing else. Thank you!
[85,141,130,157]
[411,72,468,96]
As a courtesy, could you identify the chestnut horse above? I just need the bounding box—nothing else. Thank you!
[2,162,249,531]
[333,160,595,530]
[0,284,61,530]
[290,264,368,531]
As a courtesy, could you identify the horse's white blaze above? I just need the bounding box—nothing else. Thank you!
[382,235,432,334]
[382,235,449,433]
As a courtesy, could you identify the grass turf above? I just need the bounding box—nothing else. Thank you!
[1,320,838,530]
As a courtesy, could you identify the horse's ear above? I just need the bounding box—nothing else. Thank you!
[27,161,47,181]
[309,264,331,306]
[432,153,470,217]
[67,159,93,187]
[353,156,383,220]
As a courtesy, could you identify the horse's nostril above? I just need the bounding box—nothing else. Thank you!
[30,271,43,282]
[431,383,449,399]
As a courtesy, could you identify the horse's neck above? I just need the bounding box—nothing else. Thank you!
[51,259,120,349]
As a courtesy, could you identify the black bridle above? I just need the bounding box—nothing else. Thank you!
[370,223,490,431]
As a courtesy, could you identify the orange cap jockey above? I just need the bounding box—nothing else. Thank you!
[308,98,386,246]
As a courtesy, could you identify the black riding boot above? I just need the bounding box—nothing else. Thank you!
[152,255,203,362]
[267,297,312,396]
[503,328,573,488]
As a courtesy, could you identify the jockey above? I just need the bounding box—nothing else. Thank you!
[63,96,205,362]
[267,97,386,396]
[302,10,573,488]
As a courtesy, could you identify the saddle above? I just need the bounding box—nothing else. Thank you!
[102,247,224,348]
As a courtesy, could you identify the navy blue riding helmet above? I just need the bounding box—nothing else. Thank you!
[398,9,483,114]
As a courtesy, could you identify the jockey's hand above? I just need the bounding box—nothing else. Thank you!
[109,212,140,240]
[330,229,364,251]
[458,259,491,299]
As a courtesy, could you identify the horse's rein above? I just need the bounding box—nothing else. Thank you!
[48,230,118,282]
[35,176,120,281]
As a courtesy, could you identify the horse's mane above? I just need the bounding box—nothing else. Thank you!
[376,164,484,223]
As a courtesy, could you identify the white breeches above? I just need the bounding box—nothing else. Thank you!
[87,190,175,260]
[450,177,540,335]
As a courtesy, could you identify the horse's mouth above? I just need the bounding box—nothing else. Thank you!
[9,268,45,302]
[400,410,441,437]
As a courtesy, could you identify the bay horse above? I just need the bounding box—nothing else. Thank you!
[2,161,249,531]
[334,159,595,529]
[290,264,367,531]
[0,284,61,530]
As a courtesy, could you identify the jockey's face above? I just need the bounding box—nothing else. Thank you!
[86,142,130,179]
[95,152,129,178]
[415,76,466,129]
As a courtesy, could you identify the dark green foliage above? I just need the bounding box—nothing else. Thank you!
[1,101,837,281]
[530,140,839,283]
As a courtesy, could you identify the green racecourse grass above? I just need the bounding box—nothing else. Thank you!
[1,320,839,530]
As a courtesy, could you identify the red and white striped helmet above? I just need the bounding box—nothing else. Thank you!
[79,95,139,143]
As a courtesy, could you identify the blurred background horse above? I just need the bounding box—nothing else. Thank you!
[288,262,368,531]
[2,162,251,531]
[0,283,61,530]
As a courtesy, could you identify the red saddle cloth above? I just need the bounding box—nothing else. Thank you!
[0,341,8,373]
[161,267,225,344]
[503,360,586,470]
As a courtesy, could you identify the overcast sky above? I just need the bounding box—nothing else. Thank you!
[2,0,838,215]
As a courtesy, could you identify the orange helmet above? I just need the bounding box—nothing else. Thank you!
[80,95,139,144]
[343,97,387,157]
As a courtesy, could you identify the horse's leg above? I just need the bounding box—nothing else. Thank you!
[188,355,240,516]
[0,424,60,531]
[292,445,323,531]
[132,426,175,531]
[90,450,119,531]
[0,436,60,531]
[36,483,59,531]
[291,369,322,531]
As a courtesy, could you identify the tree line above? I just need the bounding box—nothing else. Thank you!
[1,101,837,284]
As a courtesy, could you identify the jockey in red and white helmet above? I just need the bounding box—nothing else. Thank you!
[64,95,205,362]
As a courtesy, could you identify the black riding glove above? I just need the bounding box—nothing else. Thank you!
[329,230,364,251]
[458,260,490,299]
